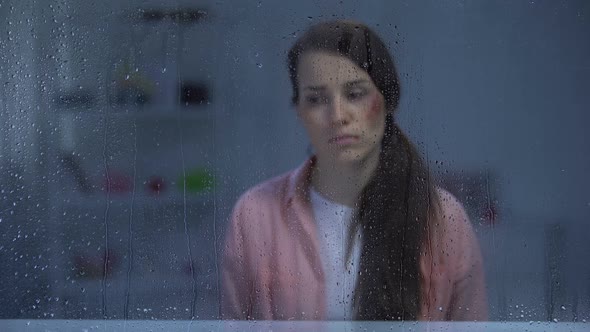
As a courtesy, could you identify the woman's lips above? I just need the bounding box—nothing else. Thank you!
[329,135,359,145]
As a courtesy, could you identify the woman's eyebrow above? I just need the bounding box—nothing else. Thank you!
[303,79,369,91]
[343,79,370,87]
[302,85,326,91]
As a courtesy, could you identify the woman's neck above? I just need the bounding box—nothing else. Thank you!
[311,153,380,207]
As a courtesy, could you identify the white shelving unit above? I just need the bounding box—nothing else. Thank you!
[43,4,222,319]
[48,103,219,318]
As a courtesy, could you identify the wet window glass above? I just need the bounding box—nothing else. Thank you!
[1,0,588,327]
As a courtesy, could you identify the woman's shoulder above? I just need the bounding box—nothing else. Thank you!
[430,187,478,255]
[434,187,471,229]
[424,188,488,320]
[431,186,483,275]
[231,169,297,216]
[226,168,302,249]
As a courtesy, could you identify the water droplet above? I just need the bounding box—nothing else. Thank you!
[256,63,263,68]
[161,67,167,73]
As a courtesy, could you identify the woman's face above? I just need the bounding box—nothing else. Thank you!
[296,51,387,166]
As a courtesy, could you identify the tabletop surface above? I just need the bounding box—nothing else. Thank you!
[0,320,587,332]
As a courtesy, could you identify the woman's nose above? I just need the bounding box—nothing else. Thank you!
[328,96,349,125]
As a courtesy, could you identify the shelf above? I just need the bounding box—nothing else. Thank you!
[110,109,213,122]
[62,273,215,295]
[57,192,214,209]
[57,273,217,312]
[57,105,214,121]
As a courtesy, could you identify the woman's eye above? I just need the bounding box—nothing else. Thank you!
[347,89,367,101]
[305,95,327,105]
[306,96,319,104]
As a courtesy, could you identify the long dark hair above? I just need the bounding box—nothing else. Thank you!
[287,20,440,320]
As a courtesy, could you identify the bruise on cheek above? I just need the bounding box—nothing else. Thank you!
[366,92,384,121]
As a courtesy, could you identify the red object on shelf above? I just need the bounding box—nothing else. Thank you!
[147,176,166,194]
[102,170,132,193]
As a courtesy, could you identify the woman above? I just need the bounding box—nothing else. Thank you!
[221,20,487,321]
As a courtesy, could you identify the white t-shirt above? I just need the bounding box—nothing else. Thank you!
[309,188,361,320]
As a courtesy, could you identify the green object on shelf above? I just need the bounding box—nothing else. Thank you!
[178,168,215,193]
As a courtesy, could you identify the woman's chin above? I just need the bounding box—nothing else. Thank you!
[323,149,367,166]
[319,145,382,168]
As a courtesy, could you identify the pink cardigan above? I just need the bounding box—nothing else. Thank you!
[221,158,488,321]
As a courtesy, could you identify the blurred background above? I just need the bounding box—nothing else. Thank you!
[0,0,588,322]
